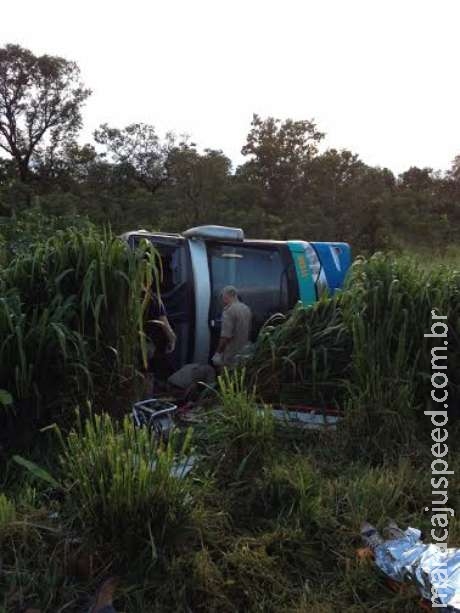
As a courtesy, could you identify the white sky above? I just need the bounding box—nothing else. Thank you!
[1,0,459,174]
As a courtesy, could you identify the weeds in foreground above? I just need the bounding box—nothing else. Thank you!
[205,369,275,483]
[0,405,443,612]
[1,254,459,611]
[56,412,194,560]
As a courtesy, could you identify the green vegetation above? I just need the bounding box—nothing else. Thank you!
[1,41,460,613]
[0,226,159,444]
[246,297,352,405]
[57,412,194,559]
[0,226,458,610]
[247,254,460,459]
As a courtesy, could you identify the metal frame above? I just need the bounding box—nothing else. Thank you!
[188,238,211,363]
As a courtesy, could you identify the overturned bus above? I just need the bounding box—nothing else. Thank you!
[122,225,351,369]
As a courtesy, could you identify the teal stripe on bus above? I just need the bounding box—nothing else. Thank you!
[287,241,317,306]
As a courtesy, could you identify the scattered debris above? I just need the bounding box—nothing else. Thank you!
[268,404,340,429]
[132,398,177,437]
[167,363,215,392]
[361,521,460,612]
[131,397,197,479]
[170,455,196,478]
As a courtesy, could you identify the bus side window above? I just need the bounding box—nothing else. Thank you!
[208,243,285,336]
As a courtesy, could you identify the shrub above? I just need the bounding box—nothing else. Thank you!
[57,412,194,560]
[0,226,159,427]
[246,297,352,405]
[206,370,274,482]
[0,206,94,263]
[342,254,460,457]
[246,253,460,457]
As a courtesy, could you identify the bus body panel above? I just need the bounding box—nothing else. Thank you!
[286,241,317,306]
[188,239,211,363]
[310,241,351,294]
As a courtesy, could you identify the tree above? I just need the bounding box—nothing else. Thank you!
[157,142,232,228]
[291,149,396,250]
[350,166,395,252]
[302,149,366,239]
[438,156,460,243]
[34,141,99,190]
[447,155,460,183]
[0,156,15,186]
[0,44,91,183]
[94,123,174,194]
[0,157,23,215]
[239,114,324,211]
[399,166,434,192]
[395,166,441,244]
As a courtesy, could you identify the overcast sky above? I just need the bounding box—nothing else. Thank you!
[2,0,459,174]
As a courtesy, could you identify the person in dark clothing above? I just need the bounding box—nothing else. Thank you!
[145,293,176,386]
[147,294,176,352]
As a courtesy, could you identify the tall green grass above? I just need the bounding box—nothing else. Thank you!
[1,380,448,612]
[0,292,90,413]
[1,252,459,611]
[0,227,159,426]
[247,297,352,405]
[57,412,194,559]
[343,254,460,456]
[246,253,460,456]
[206,370,275,483]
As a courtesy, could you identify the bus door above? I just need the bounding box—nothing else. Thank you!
[139,235,194,369]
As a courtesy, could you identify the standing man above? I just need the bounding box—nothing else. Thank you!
[212,286,252,368]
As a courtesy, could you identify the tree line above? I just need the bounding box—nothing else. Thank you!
[1,43,459,253]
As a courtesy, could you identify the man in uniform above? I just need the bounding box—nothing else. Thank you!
[212,286,252,368]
